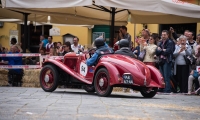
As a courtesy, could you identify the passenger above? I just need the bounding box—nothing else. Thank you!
[86,38,113,66]
[115,39,136,58]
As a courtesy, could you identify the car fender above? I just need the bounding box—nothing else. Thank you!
[146,65,165,88]
[94,62,120,86]
[43,59,92,84]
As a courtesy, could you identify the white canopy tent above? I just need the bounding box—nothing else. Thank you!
[95,0,200,24]
[2,0,200,24]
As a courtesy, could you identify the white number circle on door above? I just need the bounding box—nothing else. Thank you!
[80,62,88,76]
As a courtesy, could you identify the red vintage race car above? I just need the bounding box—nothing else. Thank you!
[40,52,165,98]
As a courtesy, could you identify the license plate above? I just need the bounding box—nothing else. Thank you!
[123,74,133,84]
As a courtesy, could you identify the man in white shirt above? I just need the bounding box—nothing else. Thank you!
[187,31,196,49]
[71,37,84,53]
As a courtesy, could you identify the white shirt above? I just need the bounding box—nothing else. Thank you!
[173,44,192,65]
[187,40,196,49]
[71,44,84,53]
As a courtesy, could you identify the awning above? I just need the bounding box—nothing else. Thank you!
[95,0,200,23]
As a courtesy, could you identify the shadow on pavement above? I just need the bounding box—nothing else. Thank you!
[52,90,162,99]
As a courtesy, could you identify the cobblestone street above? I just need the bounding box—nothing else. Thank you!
[0,87,199,120]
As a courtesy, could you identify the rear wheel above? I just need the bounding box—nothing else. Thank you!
[40,65,59,92]
[94,68,113,97]
[83,85,95,93]
[140,88,158,98]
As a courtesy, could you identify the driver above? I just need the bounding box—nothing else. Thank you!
[86,38,113,66]
[115,39,137,58]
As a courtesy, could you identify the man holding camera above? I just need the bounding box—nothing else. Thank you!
[118,26,131,47]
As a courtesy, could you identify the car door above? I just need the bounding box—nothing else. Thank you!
[76,54,95,83]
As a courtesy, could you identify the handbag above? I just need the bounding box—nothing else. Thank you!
[183,55,191,65]
[158,57,166,65]
[138,49,146,61]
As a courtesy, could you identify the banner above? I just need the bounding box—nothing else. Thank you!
[49,27,60,36]
[0,65,41,69]
[0,53,40,57]
[0,53,64,69]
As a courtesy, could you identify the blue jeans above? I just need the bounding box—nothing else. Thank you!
[159,62,172,93]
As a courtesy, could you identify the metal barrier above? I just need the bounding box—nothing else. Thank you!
[0,53,64,69]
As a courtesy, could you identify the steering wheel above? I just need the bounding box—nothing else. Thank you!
[85,47,96,59]
[88,47,96,53]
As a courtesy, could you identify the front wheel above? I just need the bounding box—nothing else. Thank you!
[94,68,113,97]
[40,65,59,92]
[140,88,158,98]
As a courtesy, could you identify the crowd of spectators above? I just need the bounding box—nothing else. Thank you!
[131,28,200,95]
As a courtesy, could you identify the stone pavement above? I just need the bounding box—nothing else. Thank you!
[0,87,199,120]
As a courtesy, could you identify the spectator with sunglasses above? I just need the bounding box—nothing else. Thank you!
[62,42,74,56]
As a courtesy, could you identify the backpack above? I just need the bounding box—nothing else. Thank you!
[193,70,199,79]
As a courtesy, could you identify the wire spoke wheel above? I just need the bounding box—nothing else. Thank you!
[94,68,113,97]
[40,65,58,92]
